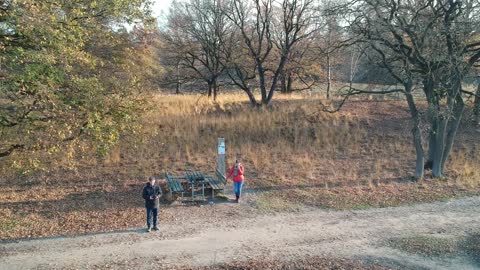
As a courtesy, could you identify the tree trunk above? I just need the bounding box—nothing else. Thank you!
[474,83,480,126]
[257,63,268,104]
[280,72,293,93]
[287,74,292,93]
[405,81,424,180]
[207,82,213,98]
[431,116,447,177]
[424,95,464,178]
[428,99,464,178]
[242,88,259,107]
[326,52,331,99]
[213,79,218,101]
[412,119,425,179]
[176,63,181,94]
[349,47,360,89]
[425,121,436,170]
[175,81,180,95]
[440,95,465,175]
[265,54,289,105]
[280,73,287,93]
[434,72,465,176]
[423,76,436,170]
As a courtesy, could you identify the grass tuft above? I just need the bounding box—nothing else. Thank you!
[389,232,480,261]
[388,235,459,257]
[253,191,301,212]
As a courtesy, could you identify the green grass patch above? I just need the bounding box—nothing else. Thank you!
[279,182,480,211]
[213,193,229,201]
[0,217,23,232]
[462,232,480,257]
[388,232,480,264]
[388,235,459,257]
[253,191,301,212]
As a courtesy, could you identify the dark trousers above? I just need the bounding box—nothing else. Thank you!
[146,207,158,228]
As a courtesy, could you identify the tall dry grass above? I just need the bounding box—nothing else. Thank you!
[7,92,478,188]
[448,145,480,188]
[103,92,367,187]
[115,92,478,188]
[99,93,417,188]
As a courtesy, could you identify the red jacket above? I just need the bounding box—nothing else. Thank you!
[227,163,244,182]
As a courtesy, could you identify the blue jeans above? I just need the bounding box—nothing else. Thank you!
[234,181,244,197]
[146,207,158,228]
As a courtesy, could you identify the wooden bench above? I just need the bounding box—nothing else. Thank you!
[186,171,205,183]
[186,171,205,198]
[165,172,184,194]
[205,176,223,190]
[215,168,227,185]
[202,169,227,198]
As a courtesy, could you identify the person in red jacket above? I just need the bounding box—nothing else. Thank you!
[226,158,244,203]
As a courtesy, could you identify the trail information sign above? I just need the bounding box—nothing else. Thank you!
[218,140,225,155]
[217,138,225,176]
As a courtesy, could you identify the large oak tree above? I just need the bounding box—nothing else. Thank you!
[346,0,480,178]
[0,0,153,172]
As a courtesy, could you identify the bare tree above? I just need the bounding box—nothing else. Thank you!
[225,0,315,106]
[317,0,344,99]
[159,36,197,95]
[345,0,480,178]
[278,37,319,93]
[347,44,365,89]
[161,0,233,100]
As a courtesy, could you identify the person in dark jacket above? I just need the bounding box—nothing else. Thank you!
[142,176,162,232]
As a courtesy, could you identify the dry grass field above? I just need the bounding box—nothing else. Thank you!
[100,92,479,188]
[0,92,479,240]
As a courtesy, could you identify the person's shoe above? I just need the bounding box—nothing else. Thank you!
[153,226,159,231]
[146,227,152,232]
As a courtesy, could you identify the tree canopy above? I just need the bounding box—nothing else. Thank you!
[0,0,154,172]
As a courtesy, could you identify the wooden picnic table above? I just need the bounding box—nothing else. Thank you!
[186,171,208,199]
[165,170,227,200]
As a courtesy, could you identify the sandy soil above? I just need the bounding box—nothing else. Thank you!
[1,195,479,270]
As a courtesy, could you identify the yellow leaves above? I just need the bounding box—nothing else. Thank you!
[47,145,60,155]
[10,157,46,175]
[91,0,99,9]
[10,160,22,170]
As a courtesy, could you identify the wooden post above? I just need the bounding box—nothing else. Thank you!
[217,138,226,177]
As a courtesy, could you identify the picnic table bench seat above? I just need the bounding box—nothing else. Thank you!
[165,172,184,193]
[215,169,227,185]
[204,176,224,190]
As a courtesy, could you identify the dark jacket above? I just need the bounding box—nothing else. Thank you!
[142,182,162,208]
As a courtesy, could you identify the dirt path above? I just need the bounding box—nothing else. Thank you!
[1,196,479,270]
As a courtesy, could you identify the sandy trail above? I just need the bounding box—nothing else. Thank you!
[1,196,479,270]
